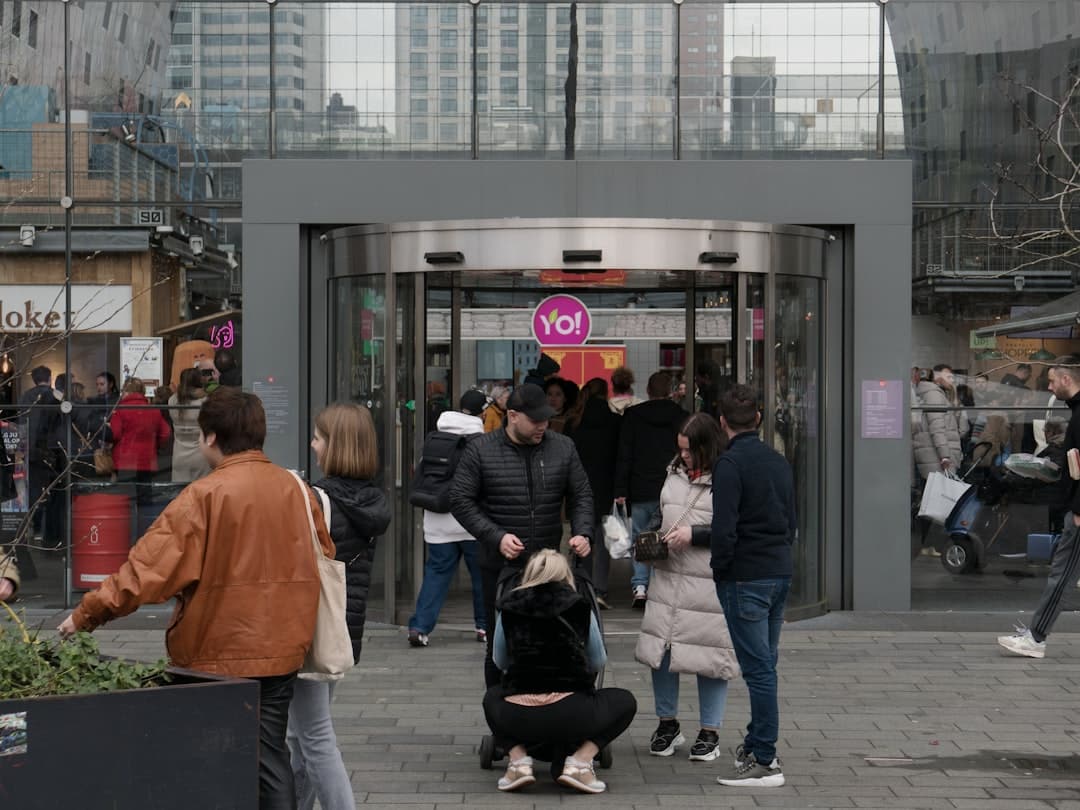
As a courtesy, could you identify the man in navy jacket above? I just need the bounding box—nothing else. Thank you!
[710,384,795,788]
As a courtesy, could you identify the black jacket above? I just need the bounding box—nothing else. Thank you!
[563,398,621,512]
[313,475,391,663]
[19,384,59,466]
[613,398,686,504]
[710,431,796,582]
[1063,393,1080,516]
[450,428,594,570]
[498,581,593,694]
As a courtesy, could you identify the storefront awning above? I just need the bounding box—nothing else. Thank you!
[973,290,1080,338]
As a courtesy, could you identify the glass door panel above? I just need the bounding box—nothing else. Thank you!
[773,276,824,609]
[694,273,736,417]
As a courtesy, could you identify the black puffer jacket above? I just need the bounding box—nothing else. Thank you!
[564,397,621,514]
[450,429,594,570]
[613,398,687,504]
[313,475,391,662]
[498,581,593,695]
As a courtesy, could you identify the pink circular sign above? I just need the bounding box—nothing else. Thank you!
[532,294,592,346]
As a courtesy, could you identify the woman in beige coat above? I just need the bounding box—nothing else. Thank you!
[635,412,739,762]
[168,368,210,483]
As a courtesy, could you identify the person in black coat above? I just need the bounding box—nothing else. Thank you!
[563,378,621,607]
[287,402,391,810]
[18,365,59,536]
[450,383,595,687]
[613,370,687,608]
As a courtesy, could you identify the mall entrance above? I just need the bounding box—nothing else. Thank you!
[320,219,829,623]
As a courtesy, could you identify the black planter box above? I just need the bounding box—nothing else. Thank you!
[0,666,260,810]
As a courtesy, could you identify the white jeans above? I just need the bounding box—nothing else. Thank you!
[286,679,355,810]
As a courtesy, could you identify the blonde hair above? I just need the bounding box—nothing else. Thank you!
[514,549,575,592]
[122,377,145,396]
[314,402,378,479]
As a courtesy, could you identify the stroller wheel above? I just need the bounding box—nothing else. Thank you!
[479,734,496,770]
[942,536,977,575]
[597,745,613,770]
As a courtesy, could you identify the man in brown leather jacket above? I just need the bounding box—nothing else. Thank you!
[58,388,333,810]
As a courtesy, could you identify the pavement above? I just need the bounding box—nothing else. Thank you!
[19,606,1080,810]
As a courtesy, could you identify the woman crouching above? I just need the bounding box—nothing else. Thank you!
[483,550,636,794]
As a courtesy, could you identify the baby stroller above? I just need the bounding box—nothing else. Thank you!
[478,554,613,771]
[941,443,1064,575]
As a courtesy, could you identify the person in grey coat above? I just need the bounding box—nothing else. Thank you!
[913,364,969,481]
[635,413,739,763]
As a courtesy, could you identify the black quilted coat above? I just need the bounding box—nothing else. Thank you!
[312,475,391,663]
[449,429,595,570]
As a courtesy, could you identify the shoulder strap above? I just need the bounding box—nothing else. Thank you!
[287,469,323,560]
[668,484,708,532]
[313,486,332,535]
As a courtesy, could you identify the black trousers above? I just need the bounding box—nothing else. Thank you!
[482,686,637,758]
[256,672,298,810]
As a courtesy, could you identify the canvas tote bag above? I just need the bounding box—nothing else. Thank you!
[288,470,353,681]
[917,470,972,525]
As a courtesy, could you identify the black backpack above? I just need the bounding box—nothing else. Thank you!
[408,430,471,513]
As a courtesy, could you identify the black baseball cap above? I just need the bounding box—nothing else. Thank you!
[506,383,556,421]
[460,390,488,416]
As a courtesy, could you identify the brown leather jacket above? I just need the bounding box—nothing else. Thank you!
[72,451,334,677]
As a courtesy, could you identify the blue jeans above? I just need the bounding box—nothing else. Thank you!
[286,679,354,810]
[408,541,486,634]
[716,577,791,765]
[651,649,729,729]
[630,500,659,589]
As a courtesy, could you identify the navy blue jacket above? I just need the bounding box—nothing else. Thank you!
[710,431,796,582]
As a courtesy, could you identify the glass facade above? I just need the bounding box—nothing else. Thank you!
[2,1,1077,612]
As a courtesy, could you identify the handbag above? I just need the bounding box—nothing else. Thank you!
[633,485,708,563]
[917,470,972,524]
[602,501,632,560]
[73,424,114,477]
[288,470,353,681]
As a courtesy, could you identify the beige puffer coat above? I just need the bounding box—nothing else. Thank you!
[634,467,740,681]
[913,380,969,480]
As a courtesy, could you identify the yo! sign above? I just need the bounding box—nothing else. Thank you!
[532,294,591,346]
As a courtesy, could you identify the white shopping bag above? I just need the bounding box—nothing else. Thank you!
[602,501,632,560]
[918,471,972,524]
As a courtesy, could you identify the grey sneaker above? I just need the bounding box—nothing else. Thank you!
[733,743,748,767]
[997,626,1045,659]
[717,752,785,787]
[649,719,685,757]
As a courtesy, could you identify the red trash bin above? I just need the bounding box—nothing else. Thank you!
[72,492,132,589]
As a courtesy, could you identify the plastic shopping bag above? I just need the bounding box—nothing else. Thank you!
[918,471,972,524]
[602,501,632,560]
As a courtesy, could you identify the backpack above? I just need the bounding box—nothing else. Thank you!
[408,430,471,513]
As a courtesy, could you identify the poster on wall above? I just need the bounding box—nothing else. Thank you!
[0,419,27,538]
[541,346,627,387]
[119,338,164,397]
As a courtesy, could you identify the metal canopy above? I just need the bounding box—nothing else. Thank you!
[973,290,1080,338]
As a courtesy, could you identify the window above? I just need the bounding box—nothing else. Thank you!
[440,95,457,114]
[936,12,946,42]
[645,31,662,51]
[440,76,457,94]
[919,93,926,122]
[411,121,428,141]
[585,7,603,25]
[556,29,569,49]
[440,29,456,49]
[617,30,632,50]
[410,52,427,73]
[500,6,517,24]
[146,39,156,67]
[960,129,967,162]
[439,122,457,143]
[586,31,602,49]
[118,13,128,44]
[103,1,111,30]
[500,30,518,49]
[955,4,965,30]
[27,10,36,48]
[557,7,570,25]
[441,5,458,24]
[975,54,983,86]
[411,6,427,25]
[412,75,428,92]
[1033,11,1042,48]
[645,7,662,27]
[11,1,20,38]
[477,76,488,95]
[994,40,1004,73]
[411,28,428,48]
[440,51,456,71]
[501,53,518,72]
[477,28,487,48]
[585,52,601,73]
[500,76,517,95]
[410,98,428,114]
[84,52,92,85]
[616,8,633,27]
[939,79,947,109]
[154,45,161,72]
[616,54,633,90]
[645,54,662,75]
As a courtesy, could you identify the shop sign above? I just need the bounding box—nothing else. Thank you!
[969,331,996,350]
[0,285,132,333]
[531,294,592,346]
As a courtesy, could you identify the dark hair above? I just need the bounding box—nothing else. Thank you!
[54,373,68,394]
[97,371,118,395]
[611,366,634,395]
[544,377,578,412]
[214,348,237,373]
[30,365,50,385]
[177,367,205,404]
[564,377,608,432]
[1051,355,1080,384]
[932,363,952,374]
[719,384,760,432]
[1016,363,1032,373]
[198,388,266,454]
[674,412,727,473]
[647,370,672,399]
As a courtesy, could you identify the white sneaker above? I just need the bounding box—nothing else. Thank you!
[997,627,1046,659]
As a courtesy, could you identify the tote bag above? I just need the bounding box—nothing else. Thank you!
[917,470,972,525]
[288,470,353,681]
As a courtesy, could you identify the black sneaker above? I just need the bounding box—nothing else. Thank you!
[688,729,721,761]
[632,585,648,610]
[717,752,785,787]
[407,629,429,647]
[649,719,685,757]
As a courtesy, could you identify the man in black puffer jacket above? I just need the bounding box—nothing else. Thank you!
[451,383,595,687]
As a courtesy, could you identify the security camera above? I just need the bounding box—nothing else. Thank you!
[1014,275,1025,291]
[319,233,329,244]
[19,225,35,246]
[226,251,239,270]
[189,236,204,256]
